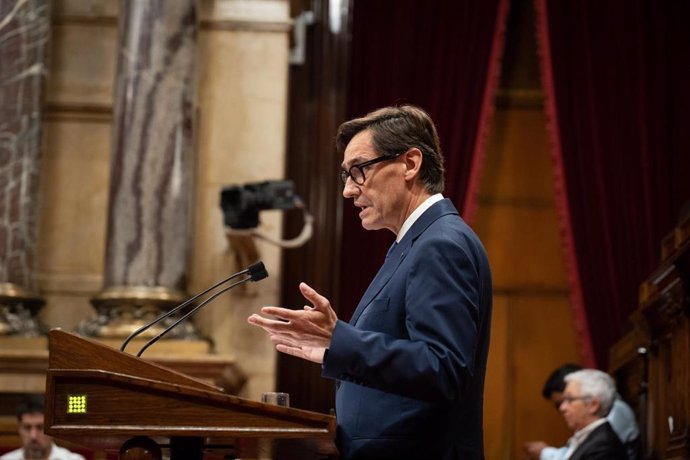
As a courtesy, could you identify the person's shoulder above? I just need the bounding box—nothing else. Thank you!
[0,448,23,460]
[575,423,626,459]
[593,422,625,447]
[50,444,87,460]
[611,397,636,416]
[608,397,639,430]
[427,213,488,258]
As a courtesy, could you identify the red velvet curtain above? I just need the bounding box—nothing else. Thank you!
[338,0,509,320]
[535,0,690,367]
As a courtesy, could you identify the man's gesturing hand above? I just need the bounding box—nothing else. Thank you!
[247,282,338,364]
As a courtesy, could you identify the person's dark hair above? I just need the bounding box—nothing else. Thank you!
[16,394,45,421]
[541,363,583,399]
[336,105,445,194]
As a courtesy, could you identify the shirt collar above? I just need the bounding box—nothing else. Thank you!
[573,418,608,447]
[396,193,444,242]
[565,418,607,459]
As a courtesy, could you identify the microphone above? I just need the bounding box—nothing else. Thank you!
[119,261,269,355]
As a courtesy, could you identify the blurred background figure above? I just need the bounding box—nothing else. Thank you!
[0,395,85,460]
[524,364,639,460]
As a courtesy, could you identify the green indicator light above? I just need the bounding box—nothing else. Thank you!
[67,395,87,414]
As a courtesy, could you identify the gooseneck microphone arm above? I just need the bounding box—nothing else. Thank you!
[120,261,268,353]
[119,270,249,353]
[136,277,249,357]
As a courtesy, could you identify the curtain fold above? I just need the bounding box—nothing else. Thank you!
[462,0,510,225]
[533,0,596,367]
[534,0,690,367]
[339,0,509,320]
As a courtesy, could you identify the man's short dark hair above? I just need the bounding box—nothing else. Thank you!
[16,394,45,421]
[542,363,583,399]
[336,105,445,194]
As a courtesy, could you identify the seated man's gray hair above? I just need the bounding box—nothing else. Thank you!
[565,369,616,417]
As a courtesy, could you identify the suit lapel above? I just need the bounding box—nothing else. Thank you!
[569,422,611,460]
[348,199,460,326]
[350,239,408,325]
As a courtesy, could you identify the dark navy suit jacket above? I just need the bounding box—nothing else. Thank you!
[570,422,627,460]
[322,198,492,460]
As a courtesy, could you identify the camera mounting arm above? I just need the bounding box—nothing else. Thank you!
[220,180,313,249]
[226,196,313,249]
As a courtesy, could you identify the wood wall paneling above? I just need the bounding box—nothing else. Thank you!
[477,1,584,452]
[477,103,582,458]
[278,0,351,414]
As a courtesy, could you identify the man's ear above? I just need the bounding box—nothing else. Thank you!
[402,148,423,181]
[588,398,602,417]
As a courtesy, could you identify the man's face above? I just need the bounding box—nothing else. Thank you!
[559,381,599,431]
[341,130,407,233]
[18,412,52,460]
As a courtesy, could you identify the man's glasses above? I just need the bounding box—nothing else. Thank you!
[559,395,591,405]
[339,152,403,185]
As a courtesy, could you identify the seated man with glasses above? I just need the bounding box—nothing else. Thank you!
[554,369,627,460]
[525,364,639,460]
[248,105,492,460]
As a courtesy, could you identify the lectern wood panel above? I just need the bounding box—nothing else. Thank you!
[44,330,336,458]
[48,370,331,437]
[47,328,219,392]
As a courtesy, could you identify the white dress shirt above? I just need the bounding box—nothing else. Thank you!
[396,193,444,242]
[0,443,85,460]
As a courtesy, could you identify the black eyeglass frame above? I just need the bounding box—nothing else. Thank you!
[559,395,593,406]
[339,152,404,185]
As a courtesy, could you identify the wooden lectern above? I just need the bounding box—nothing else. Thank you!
[44,329,336,459]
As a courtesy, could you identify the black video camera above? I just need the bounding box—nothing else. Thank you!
[220,180,297,229]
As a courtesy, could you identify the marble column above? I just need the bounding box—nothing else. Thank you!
[82,0,199,339]
[0,0,50,336]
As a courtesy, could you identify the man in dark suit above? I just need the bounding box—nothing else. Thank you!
[558,369,627,460]
[248,105,492,460]
[524,364,639,460]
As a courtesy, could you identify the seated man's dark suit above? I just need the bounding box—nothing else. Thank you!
[570,421,627,460]
[322,198,493,460]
